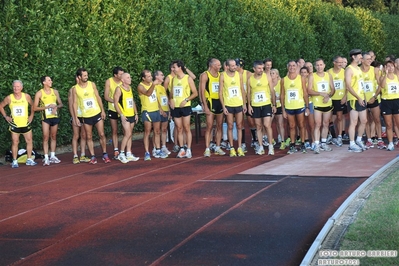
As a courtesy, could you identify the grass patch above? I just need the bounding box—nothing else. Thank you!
[339,168,399,266]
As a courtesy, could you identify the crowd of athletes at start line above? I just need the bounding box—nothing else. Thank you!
[1,49,399,168]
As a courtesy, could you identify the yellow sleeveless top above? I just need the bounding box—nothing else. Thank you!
[139,82,159,112]
[107,77,122,112]
[76,81,101,118]
[39,88,58,119]
[117,86,135,117]
[381,74,399,100]
[327,68,345,100]
[283,75,305,109]
[311,72,332,107]
[166,74,174,92]
[274,79,282,108]
[242,70,248,93]
[9,93,29,127]
[204,71,220,100]
[347,65,365,101]
[156,84,169,111]
[249,73,271,107]
[172,74,191,107]
[222,71,243,107]
[361,66,378,102]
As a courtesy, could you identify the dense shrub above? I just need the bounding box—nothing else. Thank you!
[0,0,398,155]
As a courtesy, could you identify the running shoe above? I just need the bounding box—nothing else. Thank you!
[321,143,333,152]
[80,156,91,163]
[113,150,120,160]
[304,142,311,150]
[365,141,374,148]
[11,160,19,168]
[102,154,111,163]
[314,144,320,154]
[177,148,186,158]
[73,157,80,164]
[156,150,168,159]
[284,137,291,147]
[241,143,248,153]
[237,147,245,156]
[118,153,128,164]
[300,144,307,153]
[172,144,180,153]
[209,142,217,152]
[229,147,237,157]
[126,154,140,162]
[89,156,97,164]
[214,147,226,156]
[377,140,386,149]
[287,145,297,154]
[279,141,286,150]
[262,136,269,146]
[356,140,368,151]
[50,156,61,164]
[204,148,211,157]
[144,152,152,161]
[152,148,157,157]
[348,143,362,153]
[26,158,37,166]
[186,149,192,158]
[326,134,332,144]
[256,147,265,155]
[43,158,50,166]
[161,146,171,155]
[268,145,274,155]
[387,143,394,151]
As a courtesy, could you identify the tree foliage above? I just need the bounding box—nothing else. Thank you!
[0,0,398,154]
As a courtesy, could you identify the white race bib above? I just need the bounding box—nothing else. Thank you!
[173,86,183,97]
[126,97,133,108]
[211,82,219,93]
[83,98,95,110]
[12,106,25,117]
[45,103,56,116]
[287,89,299,101]
[149,91,157,103]
[253,92,266,103]
[316,81,329,92]
[334,80,343,90]
[228,86,239,98]
[161,96,168,106]
[388,83,399,94]
[364,81,374,93]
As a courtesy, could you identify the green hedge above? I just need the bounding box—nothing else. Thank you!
[0,0,397,155]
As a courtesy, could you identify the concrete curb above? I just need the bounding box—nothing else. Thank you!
[300,156,399,266]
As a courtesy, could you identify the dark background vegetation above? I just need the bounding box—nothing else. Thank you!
[0,0,398,155]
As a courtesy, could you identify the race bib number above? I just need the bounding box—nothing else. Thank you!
[12,106,25,117]
[173,86,183,97]
[45,103,56,116]
[316,81,328,92]
[161,96,168,106]
[83,98,95,110]
[287,89,299,101]
[126,97,133,108]
[364,81,374,93]
[253,92,266,103]
[334,80,343,90]
[149,91,157,103]
[211,82,219,93]
[388,83,399,94]
[358,79,365,91]
[228,86,239,98]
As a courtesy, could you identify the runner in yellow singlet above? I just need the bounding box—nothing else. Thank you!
[33,76,63,166]
[0,80,36,168]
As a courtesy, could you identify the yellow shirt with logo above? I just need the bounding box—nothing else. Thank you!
[249,73,271,107]
[9,93,29,127]
[311,72,332,107]
[156,84,169,112]
[282,75,305,109]
[39,88,58,119]
[172,75,191,107]
[139,82,159,112]
[117,86,135,117]
[347,65,365,101]
[76,81,101,118]
[204,71,220,100]
[327,68,345,100]
[361,66,378,102]
[381,74,399,100]
[107,77,122,112]
[222,71,243,107]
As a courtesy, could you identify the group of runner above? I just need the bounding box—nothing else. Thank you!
[2,49,399,168]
